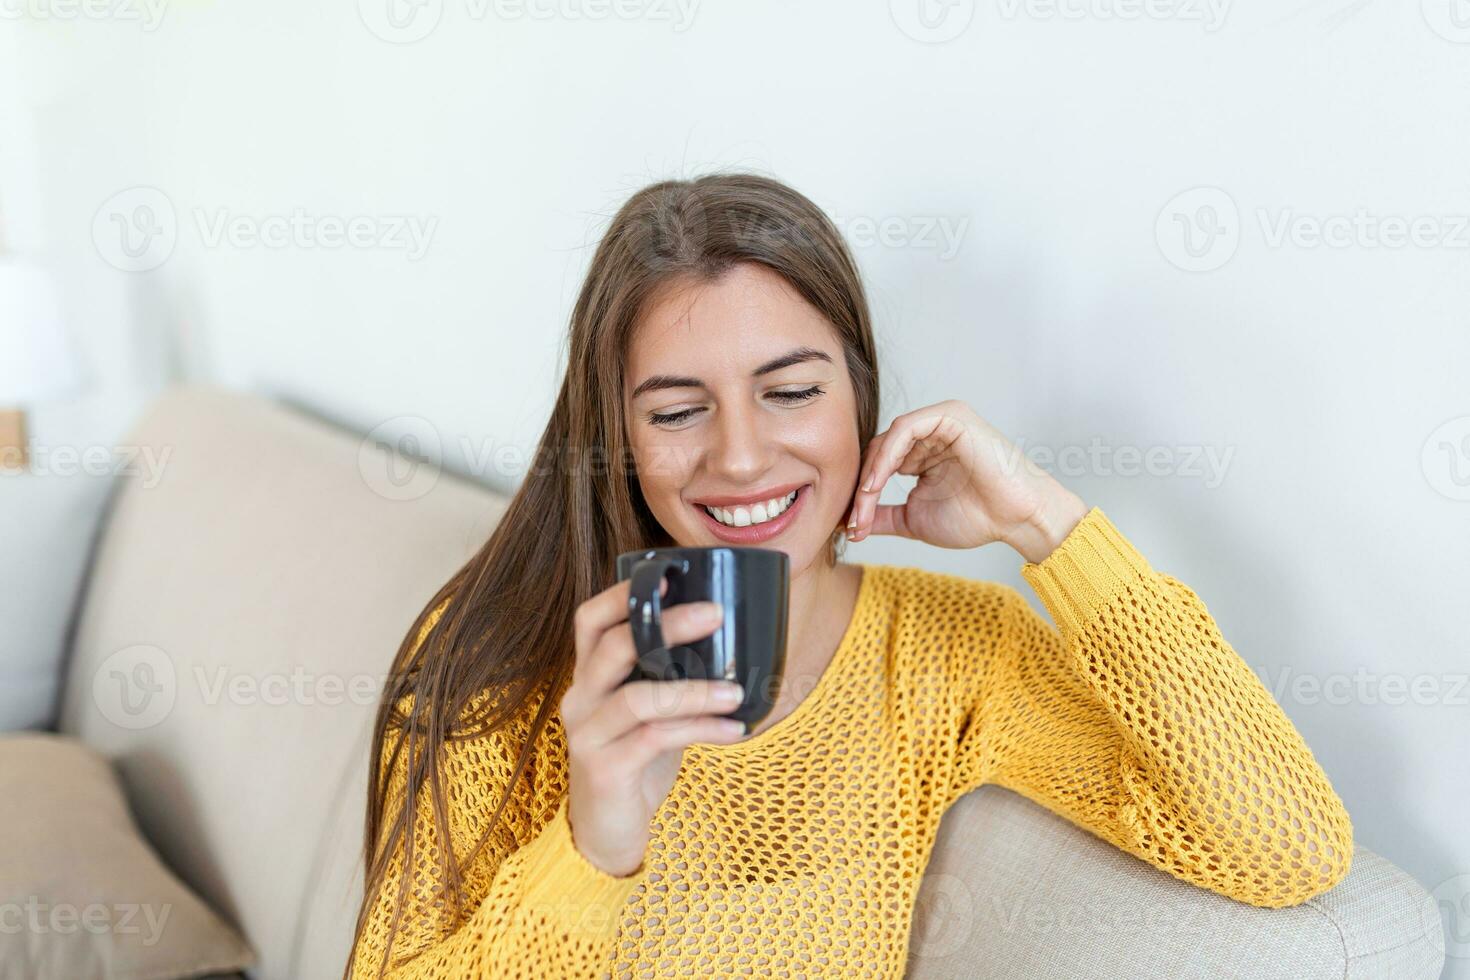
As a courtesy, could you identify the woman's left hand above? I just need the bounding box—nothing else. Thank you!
[845,400,1090,564]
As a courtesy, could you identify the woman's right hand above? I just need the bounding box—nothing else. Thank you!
[560,577,746,878]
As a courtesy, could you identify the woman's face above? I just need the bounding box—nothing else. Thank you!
[623,262,861,574]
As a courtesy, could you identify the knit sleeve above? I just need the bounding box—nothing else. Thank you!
[951,507,1354,909]
[349,601,643,979]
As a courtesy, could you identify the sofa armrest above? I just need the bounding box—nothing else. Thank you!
[908,785,1444,979]
[1307,845,1447,979]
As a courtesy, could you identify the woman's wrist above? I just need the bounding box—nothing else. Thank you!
[568,801,645,879]
[1004,489,1089,565]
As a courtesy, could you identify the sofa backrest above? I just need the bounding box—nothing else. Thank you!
[59,384,506,979]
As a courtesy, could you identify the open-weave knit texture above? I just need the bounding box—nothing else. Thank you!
[350,507,1354,978]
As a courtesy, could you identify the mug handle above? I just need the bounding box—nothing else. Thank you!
[627,557,690,666]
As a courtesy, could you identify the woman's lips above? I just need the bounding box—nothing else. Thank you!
[693,484,810,544]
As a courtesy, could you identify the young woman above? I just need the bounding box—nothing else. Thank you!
[346,173,1354,979]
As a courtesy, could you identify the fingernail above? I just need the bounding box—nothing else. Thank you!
[698,601,723,620]
[716,682,743,702]
[863,474,874,492]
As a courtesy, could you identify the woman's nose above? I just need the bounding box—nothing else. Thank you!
[706,401,775,483]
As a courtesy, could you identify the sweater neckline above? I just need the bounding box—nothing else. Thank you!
[698,562,875,755]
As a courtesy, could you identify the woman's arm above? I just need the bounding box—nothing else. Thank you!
[944,507,1355,909]
[349,605,643,979]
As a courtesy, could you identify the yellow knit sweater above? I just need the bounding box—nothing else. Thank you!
[350,507,1354,978]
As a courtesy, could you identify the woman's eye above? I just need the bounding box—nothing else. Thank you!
[647,407,700,427]
[644,386,825,428]
[768,384,825,404]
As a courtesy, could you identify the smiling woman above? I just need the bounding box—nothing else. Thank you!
[346,173,882,979]
[346,173,1353,980]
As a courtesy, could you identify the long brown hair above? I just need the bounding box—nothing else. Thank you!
[347,171,882,976]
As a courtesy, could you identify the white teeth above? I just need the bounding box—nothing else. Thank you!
[703,489,799,528]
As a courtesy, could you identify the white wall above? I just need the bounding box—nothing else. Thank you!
[4,0,1467,973]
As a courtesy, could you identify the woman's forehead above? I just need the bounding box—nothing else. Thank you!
[628,267,835,376]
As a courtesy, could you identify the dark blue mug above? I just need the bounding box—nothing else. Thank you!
[616,546,790,730]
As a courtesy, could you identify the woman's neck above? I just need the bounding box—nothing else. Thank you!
[786,557,860,670]
[737,556,862,739]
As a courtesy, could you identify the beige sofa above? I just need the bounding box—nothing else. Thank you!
[53,385,1446,978]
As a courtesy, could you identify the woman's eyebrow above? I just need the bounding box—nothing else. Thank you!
[629,346,833,399]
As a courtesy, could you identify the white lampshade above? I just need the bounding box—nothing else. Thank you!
[0,259,82,405]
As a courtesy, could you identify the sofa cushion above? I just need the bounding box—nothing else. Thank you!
[0,732,254,980]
